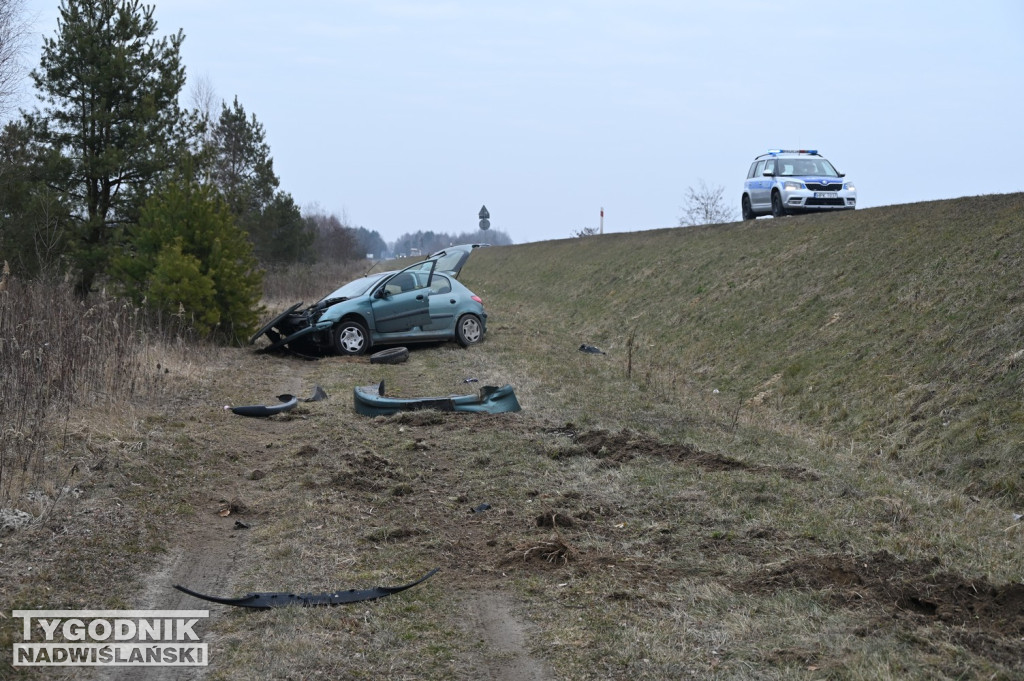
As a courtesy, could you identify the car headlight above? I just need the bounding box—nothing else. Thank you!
[844,182,856,191]
[782,180,805,191]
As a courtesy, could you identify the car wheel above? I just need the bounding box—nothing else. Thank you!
[370,347,409,364]
[333,320,369,355]
[741,195,755,221]
[455,314,483,347]
[771,191,787,218]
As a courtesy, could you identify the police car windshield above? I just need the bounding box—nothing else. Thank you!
[777,158,840,177]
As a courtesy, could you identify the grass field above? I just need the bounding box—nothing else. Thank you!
[1,193,1022,679]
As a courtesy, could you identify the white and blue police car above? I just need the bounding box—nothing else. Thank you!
[742,149,856,219]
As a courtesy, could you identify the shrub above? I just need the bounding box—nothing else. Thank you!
[115,171,264,342]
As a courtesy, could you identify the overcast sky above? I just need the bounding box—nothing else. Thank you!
[19,0,1024,244]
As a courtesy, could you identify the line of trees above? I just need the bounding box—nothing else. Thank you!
[0,0,384,342]
[391,228,511,258]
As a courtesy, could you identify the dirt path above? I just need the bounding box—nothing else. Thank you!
[91,349,555,680]
[461,590,556,681]
[95,513,250,681]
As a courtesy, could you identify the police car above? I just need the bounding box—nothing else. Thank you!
[742,149,856,219]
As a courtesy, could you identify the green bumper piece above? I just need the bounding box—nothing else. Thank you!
[354,381,521,416]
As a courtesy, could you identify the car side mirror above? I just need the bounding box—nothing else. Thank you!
[763,171,775,177]
[374,288,387,299]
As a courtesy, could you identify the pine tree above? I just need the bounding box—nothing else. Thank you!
[30,0,194,294]
[205,96,312,264]
[0,119,72,277]
[209,96,277,219]
[115,168,263,342]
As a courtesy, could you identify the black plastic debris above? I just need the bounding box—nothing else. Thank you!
[470,503,492,513]
[579,344,606,354]
[230,394,298,417]
[173,568,439,609]
[305,385,328,402]
[229,386,327,417]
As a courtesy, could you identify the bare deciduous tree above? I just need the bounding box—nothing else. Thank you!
[678,180,737,226]
[189,71,218,150]
[0,0,29,119]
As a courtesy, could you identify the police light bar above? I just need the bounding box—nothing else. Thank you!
[768,149,818,155]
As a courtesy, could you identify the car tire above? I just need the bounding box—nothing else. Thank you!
[333,319,369,355]
[771,191,787,218]
[370,347,409,364]
[741,195,755,221]
[455,314,483,347]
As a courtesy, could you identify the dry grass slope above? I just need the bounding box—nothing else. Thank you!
[463,193,1024,502]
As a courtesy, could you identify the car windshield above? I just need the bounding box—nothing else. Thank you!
[778,158,840,177]
[319,273,389,302]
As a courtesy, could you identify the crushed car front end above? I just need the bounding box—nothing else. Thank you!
[249,273,387,354]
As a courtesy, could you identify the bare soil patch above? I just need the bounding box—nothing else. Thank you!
[549,426,820,479]
[738,550,1024,667]
[460,590,556,681]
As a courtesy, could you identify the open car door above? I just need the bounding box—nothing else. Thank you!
[370,261,433,333]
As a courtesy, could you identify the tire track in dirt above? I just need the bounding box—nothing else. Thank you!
[93,350,299,681]
[461,590,556,681]
[96,518,249,681]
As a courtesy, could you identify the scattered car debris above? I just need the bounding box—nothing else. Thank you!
[173,568,439,609]
[370,347,410,364]
[579,344,606,354]
[471,503,492,513]
[229,394,298,418]
[305,385,329,402]
[228,386,327,417]
[233,520,250,530]
[353,380,521,416]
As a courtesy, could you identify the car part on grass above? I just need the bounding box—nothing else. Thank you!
[353,380,521,416]
[228,386,327,417]
[173,568,439,609]
[579,344,606,354]
[305,385,329,402]
[370,346,410,364]
[249,302,303,348]
[229,394,299,417]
